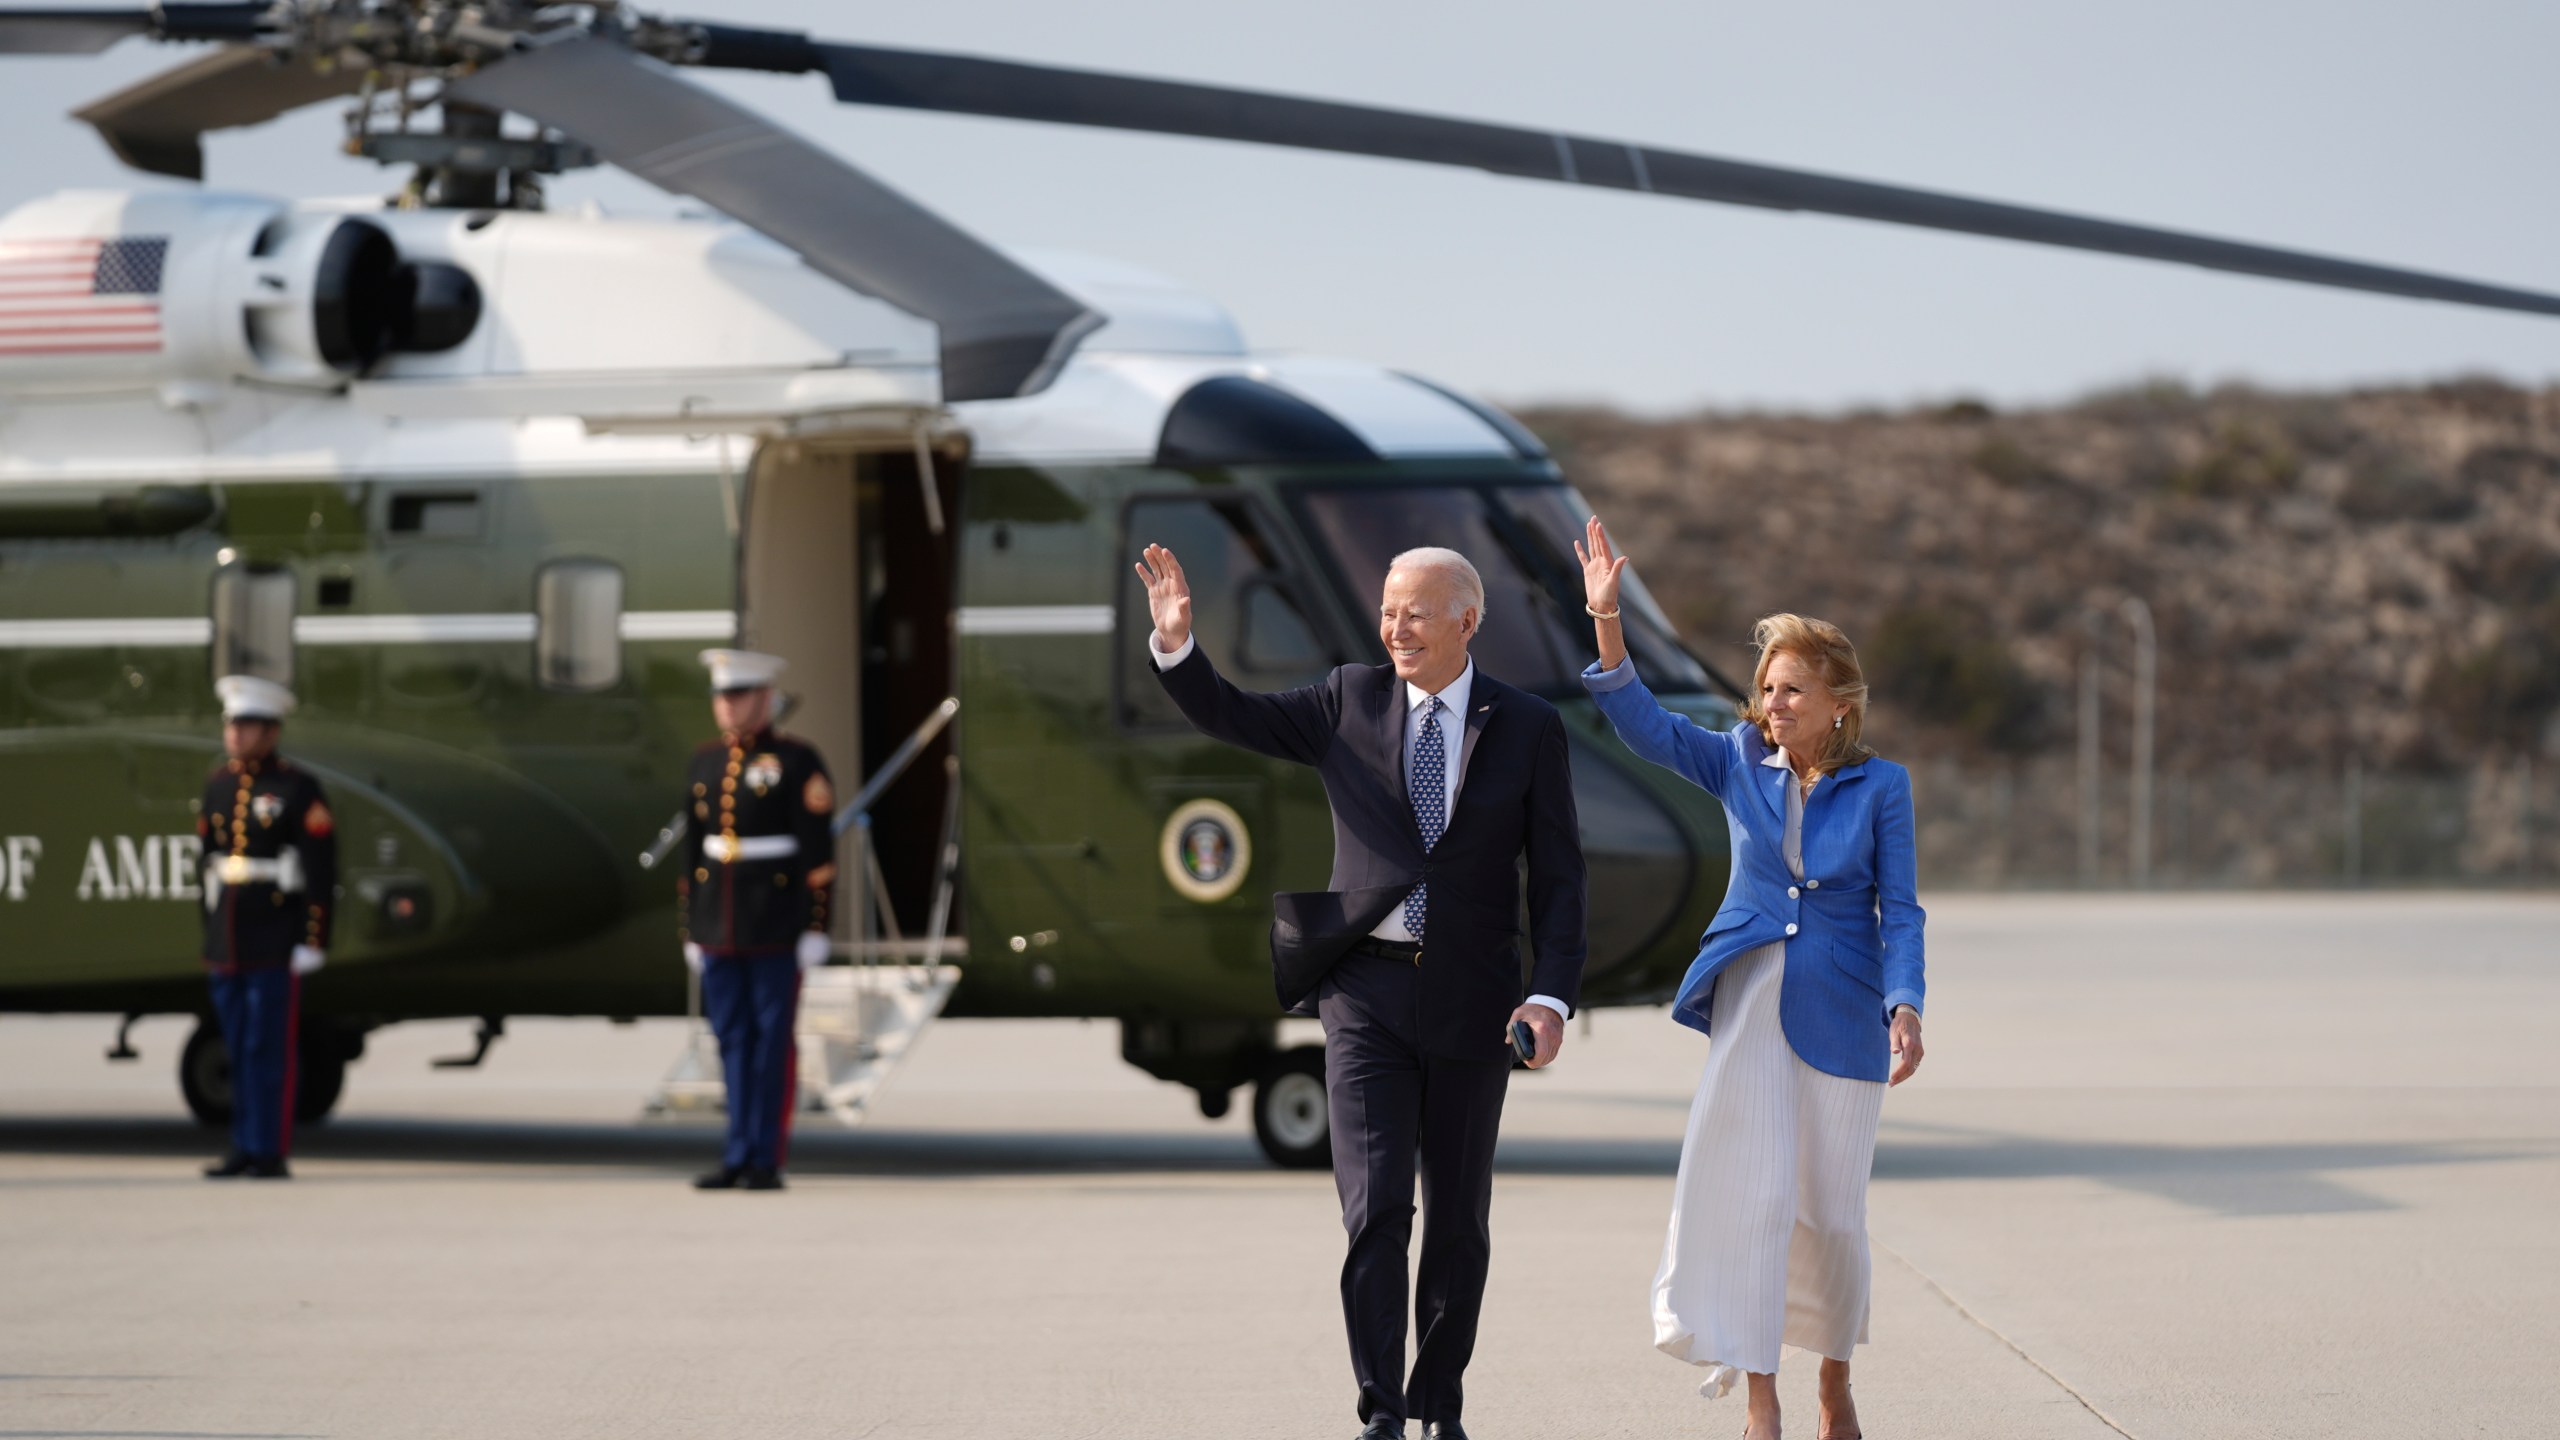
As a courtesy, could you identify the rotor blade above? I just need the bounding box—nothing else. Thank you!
[74,45,364,179]
[448,36,1099,401]
[0,3,268,53]
[0,6,150,52]
[685,32,2560,320]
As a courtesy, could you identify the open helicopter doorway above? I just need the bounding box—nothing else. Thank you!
[652,429,968,1131]
[737,433,963,951]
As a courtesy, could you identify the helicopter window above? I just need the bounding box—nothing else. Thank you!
[1238,576,1327,672]
[1119,496,1334,730]
[1292,485,1588,696]
[209,563,295,688]
[387,490,482,538]
[1493,486,1718,694]
[1293,483,1724,698]
[535,560,625,693]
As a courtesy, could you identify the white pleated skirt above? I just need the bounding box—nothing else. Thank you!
[1651,940,1886,1398]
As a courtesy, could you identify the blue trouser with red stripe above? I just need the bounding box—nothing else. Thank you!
[700,949,801,1173]
[208,966,298,1160]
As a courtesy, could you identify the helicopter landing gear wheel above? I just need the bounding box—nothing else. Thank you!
[1252,1044,1332,1170]
[179,1018,353,1127]
[293,1036,348,1127]
[179,1020,231,1128]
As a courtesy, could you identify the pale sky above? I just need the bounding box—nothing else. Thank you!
[4,0,2554,413]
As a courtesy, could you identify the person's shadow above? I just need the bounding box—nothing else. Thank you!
[0,1110,2533,1216]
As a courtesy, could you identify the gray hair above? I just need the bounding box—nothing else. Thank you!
[1388,547,1487,620]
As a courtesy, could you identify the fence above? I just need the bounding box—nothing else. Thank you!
[1905,754,2554,889]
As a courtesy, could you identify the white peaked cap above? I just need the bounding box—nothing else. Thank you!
[216,675,296,721]
[699,648,787,692]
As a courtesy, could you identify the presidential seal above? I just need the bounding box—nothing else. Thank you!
[1159,798,1251,904]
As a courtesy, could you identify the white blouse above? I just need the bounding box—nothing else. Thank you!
[1758,748,1809,884]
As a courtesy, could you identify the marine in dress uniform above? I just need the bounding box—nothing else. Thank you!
[679,650,837,1191]
[197,676,337,1181]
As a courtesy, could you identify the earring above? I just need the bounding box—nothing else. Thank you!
[1832,715,1843,730]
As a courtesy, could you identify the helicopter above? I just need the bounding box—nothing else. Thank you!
[4,2,2554,1168]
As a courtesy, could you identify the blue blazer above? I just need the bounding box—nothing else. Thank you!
[1583,659,1924,1083]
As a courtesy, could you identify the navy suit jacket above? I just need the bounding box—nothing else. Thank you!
[1157,646,1588,1062]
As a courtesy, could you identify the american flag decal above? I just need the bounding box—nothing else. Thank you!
[0,235,169,356]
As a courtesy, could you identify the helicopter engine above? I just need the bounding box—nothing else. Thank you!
[0,190,479,402]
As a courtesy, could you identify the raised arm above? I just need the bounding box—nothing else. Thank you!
[1573,517,1741,800]
[1137,542,1336,765]
[1137,542,1195,657]
[1575,512,1633,673]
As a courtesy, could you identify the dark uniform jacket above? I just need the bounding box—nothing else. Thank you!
[196,757,338,971]
[679,728,837,954]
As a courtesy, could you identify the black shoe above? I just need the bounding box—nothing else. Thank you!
[742,1168,785,1191]
[693,1165,744,1190]
[1421,1424,1468,1440]
[203,1151,254,1179]
[246,1155,291,1179]
[1358,1415,1405,1440]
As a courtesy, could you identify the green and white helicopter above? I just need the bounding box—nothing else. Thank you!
[2,1,2549,1165]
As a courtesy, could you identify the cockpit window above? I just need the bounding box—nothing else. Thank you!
[1292,483,1715,697]
[1493,485,1716,694]
[1118,495,1335,730]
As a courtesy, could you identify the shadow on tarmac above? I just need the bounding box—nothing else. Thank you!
[0,1113,1688,1179]
[0,1115,1277,1179]
[0,1115,2531,1215]
[1870,1118,2537,1216]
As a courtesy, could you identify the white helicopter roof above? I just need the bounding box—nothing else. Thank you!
[0,190,1529,481]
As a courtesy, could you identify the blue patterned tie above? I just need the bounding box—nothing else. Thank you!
[1404,695,1447,940]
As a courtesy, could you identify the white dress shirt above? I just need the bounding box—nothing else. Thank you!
[1370,661,1474,946]
[1760,747,1808,883]
[1151,633,1567,1024]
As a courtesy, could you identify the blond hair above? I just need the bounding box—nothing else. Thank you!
[1738,613,1875,775]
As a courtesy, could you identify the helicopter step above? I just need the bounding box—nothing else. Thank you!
[643,949,962,1129]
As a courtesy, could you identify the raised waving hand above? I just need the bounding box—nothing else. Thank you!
[1572,514,1632,671]
[1133,543,1194,653]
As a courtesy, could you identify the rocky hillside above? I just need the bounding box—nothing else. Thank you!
[1519,379,2560,775]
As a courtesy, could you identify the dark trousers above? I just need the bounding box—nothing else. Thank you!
[208,966,298,1160]
[701,949,802,1172]
[1318,951,1512,1427]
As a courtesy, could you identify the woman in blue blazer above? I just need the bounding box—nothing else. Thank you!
[1576,516,1925,1440]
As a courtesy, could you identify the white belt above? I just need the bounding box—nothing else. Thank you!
[704,834,798,863]
[203,849,304,909]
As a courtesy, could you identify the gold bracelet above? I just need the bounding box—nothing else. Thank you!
[1584,603,1620,620]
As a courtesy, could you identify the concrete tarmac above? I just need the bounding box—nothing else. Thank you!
[1,893,2554,1439]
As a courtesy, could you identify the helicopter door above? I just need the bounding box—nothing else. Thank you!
[738,441,960,950]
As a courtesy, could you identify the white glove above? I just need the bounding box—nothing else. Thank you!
[795,930,830,971]
[681,942,705,976]
[290,945,325,976]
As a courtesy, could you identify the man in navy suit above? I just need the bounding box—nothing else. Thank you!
[1136,542,1587,1440]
